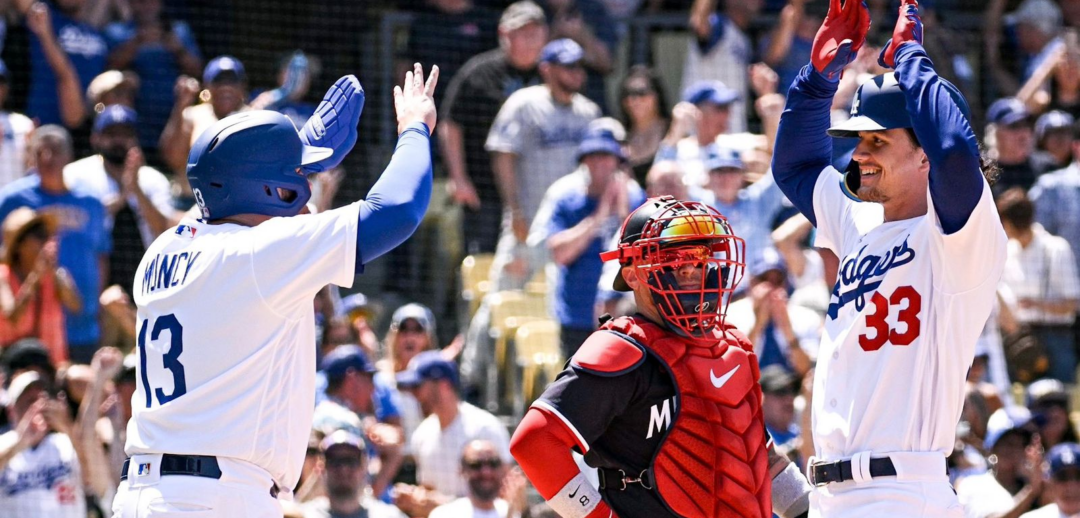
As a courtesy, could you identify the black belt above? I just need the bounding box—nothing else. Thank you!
[597,467,654,491]
[120,454,279,498]
[809,457,897,486]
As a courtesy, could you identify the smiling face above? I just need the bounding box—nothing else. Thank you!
[851,128,930,218]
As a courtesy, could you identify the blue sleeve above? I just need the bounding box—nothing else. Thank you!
[354,122,433,272]
[893,44,983,235]
[373,376,401,422]
[772,65,838,227]
[172,22,202,59]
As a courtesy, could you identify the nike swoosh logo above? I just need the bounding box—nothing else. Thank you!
[709,365,740,389]
[568,485,580,499]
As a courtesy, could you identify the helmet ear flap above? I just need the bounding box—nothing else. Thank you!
[841,159,862,202]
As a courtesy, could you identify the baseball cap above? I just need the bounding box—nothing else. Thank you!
[396,350,459,388]
[1005,0,1062,35]
[0,338,54,378]
[1049,443,1080,475]
[682,80,739,107]
[1036,110,1075,140]
[320,429,366,455]
[704,145,745,172]
[321,345,377,383]
[987,97,1032,126]
[540,39,584,66]
[577,127,626,162]
[391,303,436,333]
[759,365,799,395]
[6,371,45,405]
[93,104,137,133]
[339,292,374,320]
[749,246,786,279]
[1028,378,1070,408]
[203,56,246,84]
[500,1,546,31]
[588,117,627,143]
[985,406,1037,451]
[86,70,136,106]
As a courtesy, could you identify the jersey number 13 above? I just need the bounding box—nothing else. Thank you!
[859,286,922,351]
[137,314,188,408]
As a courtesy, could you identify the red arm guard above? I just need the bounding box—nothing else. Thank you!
[511,408,614,518]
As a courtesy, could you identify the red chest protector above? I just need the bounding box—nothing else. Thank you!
[596,316,771,518]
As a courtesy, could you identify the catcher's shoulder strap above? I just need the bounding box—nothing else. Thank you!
[570,326,648,377]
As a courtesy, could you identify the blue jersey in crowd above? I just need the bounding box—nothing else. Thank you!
[535,170,645,331]
[28,4,106,126]
[104,21,202,151]
[0,175,110,349]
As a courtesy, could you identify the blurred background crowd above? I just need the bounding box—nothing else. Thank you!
[0,0,1078,516]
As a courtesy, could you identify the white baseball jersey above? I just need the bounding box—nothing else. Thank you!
[0,432,86,518]
[810,169,1006,460]
[125,203,359,490]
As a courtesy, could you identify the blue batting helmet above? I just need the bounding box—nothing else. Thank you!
[187,111,333,220]
[827,72,971,199]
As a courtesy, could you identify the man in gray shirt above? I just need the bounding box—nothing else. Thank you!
[485,38,600,291]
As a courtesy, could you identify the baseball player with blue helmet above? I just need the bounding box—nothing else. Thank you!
[111,63,439,517]
[771,0,1006,516]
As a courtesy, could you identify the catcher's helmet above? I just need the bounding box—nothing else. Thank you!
[187,111,333,220]
[600,196,745,341]
[827,73,972,200]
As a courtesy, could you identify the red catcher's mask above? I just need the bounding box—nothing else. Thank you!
[601,197,745,342]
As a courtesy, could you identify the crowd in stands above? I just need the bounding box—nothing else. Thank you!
[0,0,1077,516]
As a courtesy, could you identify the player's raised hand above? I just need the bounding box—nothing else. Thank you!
[811,0,871,81]
[299,75,363,174]
[394,63,439,135]
[878,0,923,69]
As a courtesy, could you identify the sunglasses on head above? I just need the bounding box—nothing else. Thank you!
[463,458,502,471]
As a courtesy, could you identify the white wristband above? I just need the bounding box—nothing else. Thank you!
[548,472,602,518]
[772,461,812,518]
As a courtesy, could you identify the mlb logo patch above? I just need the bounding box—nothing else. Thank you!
[175,225,197,237]
[137,463,152,476]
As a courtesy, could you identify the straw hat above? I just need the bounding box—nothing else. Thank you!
[1,207,58,266]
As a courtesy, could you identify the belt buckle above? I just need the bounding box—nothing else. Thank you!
[810,461,834,487]
[615,469,628,491]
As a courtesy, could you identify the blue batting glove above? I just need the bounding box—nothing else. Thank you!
[299,75,364,174]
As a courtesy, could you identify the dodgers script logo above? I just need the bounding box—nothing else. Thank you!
[827,237,916,319]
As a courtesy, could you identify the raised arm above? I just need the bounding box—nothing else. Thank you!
[772,0,869,226]
[353,64,438,268]
[882,0,983,234]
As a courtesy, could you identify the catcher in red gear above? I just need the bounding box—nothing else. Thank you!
[510,197,812,518]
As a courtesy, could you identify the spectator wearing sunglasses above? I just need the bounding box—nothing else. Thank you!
[1020,442,1080,518]
[302,430,406,518]
[429,439,516,518]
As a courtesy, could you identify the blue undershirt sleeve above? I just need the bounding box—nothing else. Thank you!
[771,65,839,227]
[893,44,983,235]
[354,122,433,272]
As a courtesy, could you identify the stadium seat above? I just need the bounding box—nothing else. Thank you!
[513,319,563,419]
[460,254,495,317]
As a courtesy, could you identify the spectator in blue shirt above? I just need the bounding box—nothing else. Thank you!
[1030,125,1080,281]
[694,146,788,278]
[529,128,645,357]
[105,0,203,158]
[22,0,103,128]
[0,126,110,363]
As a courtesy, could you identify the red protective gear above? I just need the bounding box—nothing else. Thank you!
[511,409,615,518]
[602,316,771,518]
[811,0,871,81]
[878,0,924,69]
